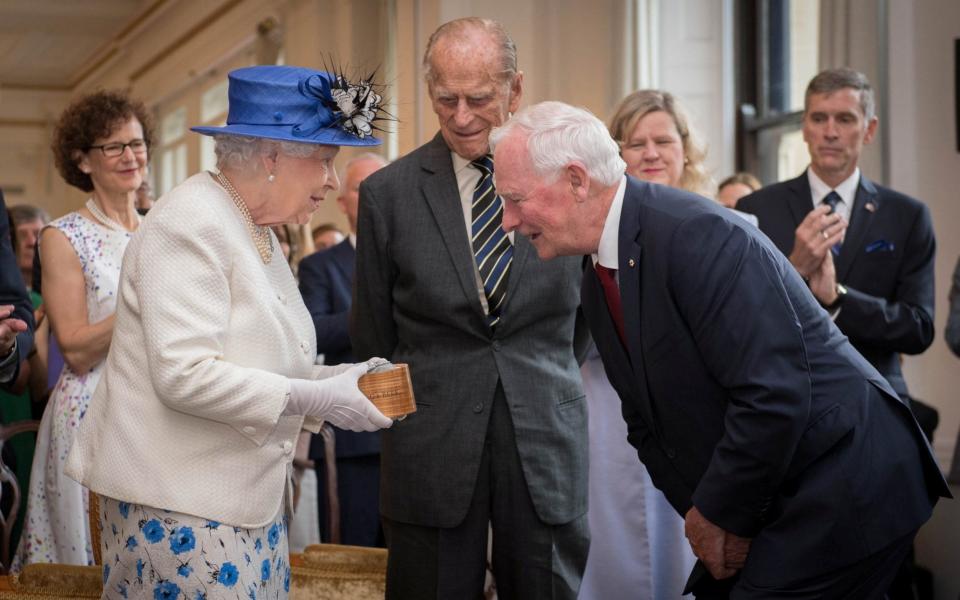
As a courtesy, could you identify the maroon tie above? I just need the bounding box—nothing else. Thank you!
[595,264,626,346]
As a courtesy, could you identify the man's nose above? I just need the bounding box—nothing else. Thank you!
[453,101,474,127]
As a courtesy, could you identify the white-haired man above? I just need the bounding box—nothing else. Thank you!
[492,100,949,599]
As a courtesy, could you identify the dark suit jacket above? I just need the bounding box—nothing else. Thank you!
[737,172,935,398]
[0,190,34,388]
[352,133,589,528]
[299,239,380,459]
[583,177,949,589]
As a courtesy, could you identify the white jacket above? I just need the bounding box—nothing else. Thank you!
[65,172,323,528]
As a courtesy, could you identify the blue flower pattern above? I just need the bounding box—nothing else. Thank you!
[100,497,288,598]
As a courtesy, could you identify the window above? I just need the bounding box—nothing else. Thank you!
[736,0,819,184]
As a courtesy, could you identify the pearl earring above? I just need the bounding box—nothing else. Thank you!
[268,174,275,183]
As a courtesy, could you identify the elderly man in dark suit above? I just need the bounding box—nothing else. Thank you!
[0,190,34,390]
[351,17,589,600]
[492,100,950,599]
[299,152,388,547]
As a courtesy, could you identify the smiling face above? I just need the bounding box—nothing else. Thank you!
[267,145,341,226]
[496,133,599,260]
[619,110,685,188]
[802,88,877,186]
[428,31,522,160]
[77,117,148,197]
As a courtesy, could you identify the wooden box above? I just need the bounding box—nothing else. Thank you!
[358,363,417,419]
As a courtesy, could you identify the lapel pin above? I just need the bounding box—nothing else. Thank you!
[628,258,636,267]
[865,202,876,213]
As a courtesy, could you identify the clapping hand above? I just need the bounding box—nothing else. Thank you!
[789,205,846,280]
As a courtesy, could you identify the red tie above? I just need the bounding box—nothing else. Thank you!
[595,264,626,346]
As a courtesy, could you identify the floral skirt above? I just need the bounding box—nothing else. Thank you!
[99,496,291,600]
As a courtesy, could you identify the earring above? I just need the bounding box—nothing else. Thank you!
[268,174,275,183]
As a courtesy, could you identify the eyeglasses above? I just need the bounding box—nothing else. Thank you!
[87,139,148,157]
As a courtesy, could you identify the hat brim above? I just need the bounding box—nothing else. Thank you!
[190,123,381,147]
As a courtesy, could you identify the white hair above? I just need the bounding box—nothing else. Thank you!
[490,101,625,186]
[213,134,319,172]
[338,152,389,182]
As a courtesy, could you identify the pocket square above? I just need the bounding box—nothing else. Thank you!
[865,240,895,253]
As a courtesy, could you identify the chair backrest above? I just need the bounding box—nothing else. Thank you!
[0,420,40,575]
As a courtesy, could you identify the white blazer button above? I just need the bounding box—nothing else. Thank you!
[301,340,310,353]
[243,426,256,436]
[277,293,286,304]
[282,441,293,454]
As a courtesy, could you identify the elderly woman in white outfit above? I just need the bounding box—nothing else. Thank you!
[65,65,392,599]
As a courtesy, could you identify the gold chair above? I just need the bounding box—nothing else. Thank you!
[0,420,40,575]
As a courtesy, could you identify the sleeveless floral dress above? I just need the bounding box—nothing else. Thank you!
[12,211,132,570]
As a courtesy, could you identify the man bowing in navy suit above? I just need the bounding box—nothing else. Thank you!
[491,101,950,599]
[299,153,388,546]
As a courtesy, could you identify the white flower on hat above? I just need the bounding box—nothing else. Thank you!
[331,80,382,139]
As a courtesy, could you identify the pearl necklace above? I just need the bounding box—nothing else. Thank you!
[215,171,273,264]
[85,199,139,232]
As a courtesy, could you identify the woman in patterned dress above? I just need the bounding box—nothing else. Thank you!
[64,65,393,600]
[13,90,153,571]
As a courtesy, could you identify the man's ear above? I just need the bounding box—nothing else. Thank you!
[863,116,879,146]
[566,162,590,200]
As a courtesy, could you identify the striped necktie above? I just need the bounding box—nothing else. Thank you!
[471,155,513,328]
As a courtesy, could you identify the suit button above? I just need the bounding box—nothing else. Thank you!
[492,341,501,351]
[473,402,484,413]
[243,426,256,436]
[665,447,677,459]
[282,441,293,455]
[300,340,310,353]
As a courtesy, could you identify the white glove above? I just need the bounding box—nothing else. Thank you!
[285,363,393,432]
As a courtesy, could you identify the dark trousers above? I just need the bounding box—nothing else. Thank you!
[382,386,589,600]
[316,454,384,547]
[729,529,917,600]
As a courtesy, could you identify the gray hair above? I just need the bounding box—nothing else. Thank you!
[805,67,876,121]
[490,101,626,187]
[212,134,318,172]
[422,18,517,87]
[9,204,50,226]
[338,152,389,182]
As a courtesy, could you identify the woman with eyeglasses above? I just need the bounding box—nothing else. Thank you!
[12,90,152,571]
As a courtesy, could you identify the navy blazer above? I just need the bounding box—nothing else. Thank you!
[737,172,935,398]
[583,177,949,589]
[0,190,34,389]
[298,239,380,459]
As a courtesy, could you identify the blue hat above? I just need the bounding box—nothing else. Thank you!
[191,65,383,147]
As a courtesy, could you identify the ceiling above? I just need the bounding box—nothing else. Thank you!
[0,0,152,90]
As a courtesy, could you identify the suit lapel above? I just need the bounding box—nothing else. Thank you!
[420,134,487,322]
[617,182,657,430]
[836,175,879,281]
[786,173,814,228]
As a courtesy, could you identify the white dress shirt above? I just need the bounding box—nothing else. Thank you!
[807,167,859,226]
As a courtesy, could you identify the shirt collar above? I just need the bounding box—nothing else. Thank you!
[807,166,860,207]
[452,152,476,176]
[593,176,627,269]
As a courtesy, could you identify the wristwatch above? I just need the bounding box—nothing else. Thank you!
[824,283,848,311]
